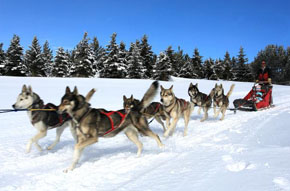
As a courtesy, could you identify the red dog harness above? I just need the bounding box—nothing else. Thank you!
[101,111,127,136]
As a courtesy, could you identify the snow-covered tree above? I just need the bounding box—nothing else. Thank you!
[140,35,154,78]
[235,46,251,82]
[179,54,198,78]
[0,43,5,75]
[25,36,45,76]
[100,33,127,78]
[221,51,233,80]
[209,59,223,80]
[70,32,94,77]
[52,47,69,77]
[153,52,171,81]
[5,35,26,76]
[127,42,143,79]
[165,46,176,76]
[90,36,106,77]
[42,41,53,77]
[203,58,214,79]
[191,48,203,78]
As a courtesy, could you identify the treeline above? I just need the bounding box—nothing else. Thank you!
[0,32,289,83]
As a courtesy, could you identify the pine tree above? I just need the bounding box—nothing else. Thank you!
[209,59,224,80]
[235,46,252,81]
[42,41,53,77]
[100,33,126,78]
[179,54,198,78]
[191,48,203,78]
[52,47,69,77]
[203,58,214,80]
[140,35,154,78]
[284,47,290,82]
[118,41,129,78]
[127,42,143,79]
[173,46,186,77]
[222,51,233,80]
[153,52,171,81]
[0,43,5,75]
[90,37,106,77]
[25,36,45,76]
[5,35,26,76]
[165,46,176,76]
[70,32,94,77]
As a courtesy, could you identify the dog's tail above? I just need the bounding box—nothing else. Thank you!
[138,81,159,109]
[226,84,235,98]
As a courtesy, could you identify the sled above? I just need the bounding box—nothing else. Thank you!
[232,82,273,112]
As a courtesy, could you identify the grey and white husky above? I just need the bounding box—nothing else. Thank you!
[123,95,167,132]
[212,83,235,120]
[160,85,194,137]
[12,85,76,153]
[188,83,213,122]
[58,81,164,172]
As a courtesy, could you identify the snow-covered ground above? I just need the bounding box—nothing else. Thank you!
[0,76,290,191]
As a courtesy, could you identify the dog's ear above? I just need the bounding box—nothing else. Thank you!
[220,84,223,88]
[130,94,133,101]
[196,83,198,88]
[215,83,217,88]
[65,86,71,94]
[73,86,78,95]
[22,85,27,93]
[28,85,33,94]
[85,88,96,102]
[169,85,173,91]
[123,95,127,101]
[189,82,193,88]
[160,85,164,91]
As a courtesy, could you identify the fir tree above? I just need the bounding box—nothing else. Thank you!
[25,36,45,76]
[140,35,154,79]
[118,41,129,78]
[52,47,69,77]
[165,46,175,76]
[127,42,143,79]
[179,54,198,78]
[70,32,94,77]
[5,35,26,76]
[284,47,290,82]
[0,43,5,75]
[153,52,171,81]
[191,48,203,78]
[100,33,126,78]
[222,51,233,80]
[173,46,186,77]
[203,58,214,79]
[42,41,53,77]
[90,37,106,77]
[235,46,252,81]
[209,59,224,80]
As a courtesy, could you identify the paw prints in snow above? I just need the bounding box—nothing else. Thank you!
[222,155,256,172]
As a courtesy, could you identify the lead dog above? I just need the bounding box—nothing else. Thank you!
[212,83,235,120]
[123,95,167,132]
[58,81,164,172]
[12,85,76,153]
[160,85,194,137]
[188,83,213,122]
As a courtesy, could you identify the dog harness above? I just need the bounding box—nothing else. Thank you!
[101,111,127,136]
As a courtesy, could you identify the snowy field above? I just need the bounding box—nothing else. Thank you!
[0,76,290,191]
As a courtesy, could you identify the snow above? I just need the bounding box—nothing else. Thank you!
[0,76,290,191]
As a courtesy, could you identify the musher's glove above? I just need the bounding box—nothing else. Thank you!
[255,80,259,83]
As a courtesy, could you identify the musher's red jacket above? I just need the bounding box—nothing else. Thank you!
[256,67,272,82]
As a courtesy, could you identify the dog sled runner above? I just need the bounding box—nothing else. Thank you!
[233,82,273,112]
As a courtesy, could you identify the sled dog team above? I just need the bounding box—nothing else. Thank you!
[12,81,235,172]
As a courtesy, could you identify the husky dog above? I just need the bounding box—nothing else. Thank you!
[212,83,235,120]
[160,85,194,137]
[12,85,76,153]
[58,81,164,172]
[123,95,167,131]
[188,83,213,122]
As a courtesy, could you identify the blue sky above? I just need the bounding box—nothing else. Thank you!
[1,0,289,62]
